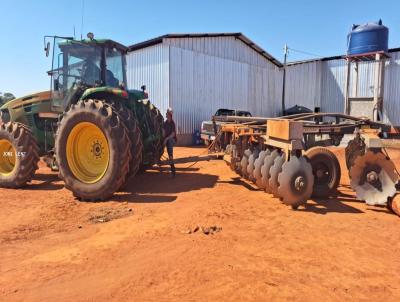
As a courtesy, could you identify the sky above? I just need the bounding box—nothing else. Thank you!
[1,0,399,97]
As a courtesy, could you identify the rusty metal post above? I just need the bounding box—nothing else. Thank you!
[344,59,351,115]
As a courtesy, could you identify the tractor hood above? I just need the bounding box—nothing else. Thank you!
[1,91,51,110]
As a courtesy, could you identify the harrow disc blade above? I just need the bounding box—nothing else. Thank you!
[254,150,269,188]
[388,195,400,217]
[278,156,314,207]
[345,137,366,171]
[269,152,285,197]
[231,144,242,173]
[349,151,398,205]
[261,149,279,193]
[223,144,232,167]
[229,144,237,171]
[240,149,251,177]
[247,149,259,182]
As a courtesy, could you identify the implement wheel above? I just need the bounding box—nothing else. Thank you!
[305,147,341,198]
[55,99,131,201]
[0,122,39,188]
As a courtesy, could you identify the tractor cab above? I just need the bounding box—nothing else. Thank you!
[45,34,128,112]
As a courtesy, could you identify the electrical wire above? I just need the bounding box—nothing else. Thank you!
[288,47,324,59]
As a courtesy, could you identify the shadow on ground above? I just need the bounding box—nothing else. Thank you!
[115,169,219,203]
[20,163,218,203]
[23,173,64,191]
[217,177,259,191]
[302,197,364,215]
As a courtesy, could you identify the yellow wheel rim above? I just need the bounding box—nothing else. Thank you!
[66,122,110,184]
[0,139,16,176]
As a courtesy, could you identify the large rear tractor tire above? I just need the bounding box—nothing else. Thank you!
[135,99,164,169]
[55,99,131,201]
[305,147,341,198]
[150,105,164,161]
[0,122,40,188]
[106,99,143,180]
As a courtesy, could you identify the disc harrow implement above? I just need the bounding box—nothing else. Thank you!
[211,112,400,215]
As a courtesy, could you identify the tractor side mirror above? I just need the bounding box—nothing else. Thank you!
[45,42,50,57]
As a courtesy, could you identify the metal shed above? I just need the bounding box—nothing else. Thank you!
[284,48,400,126]
[126,33,283,144]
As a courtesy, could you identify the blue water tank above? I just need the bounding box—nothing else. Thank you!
[347,19,388,55]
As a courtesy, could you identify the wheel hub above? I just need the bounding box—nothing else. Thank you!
[0,139,16,176]
[366,171,378,183]
[66,122,110,184]
[316,169,325,178]
[92,141,103,157]
[360,166,382,190]
[294,176,306,191]
[314,162,331,184]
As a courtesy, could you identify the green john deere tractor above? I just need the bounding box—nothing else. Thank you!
[0,34,164,200]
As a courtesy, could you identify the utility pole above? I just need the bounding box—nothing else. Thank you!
[281,44,288,115]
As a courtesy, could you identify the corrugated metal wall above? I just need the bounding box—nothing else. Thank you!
[348,61,376,98]
[127,37,282,139]
[284,61,321,110]
[285,50,400,125]
[320,59,346,113]
[383,51,400,125]
[169,46,282,134]
[126,44,170,115]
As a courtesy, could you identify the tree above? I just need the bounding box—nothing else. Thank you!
[0,92,15,106]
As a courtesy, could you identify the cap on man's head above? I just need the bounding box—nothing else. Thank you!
[167,107,173,115]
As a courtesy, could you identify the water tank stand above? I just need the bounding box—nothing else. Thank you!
[344,51,389,121]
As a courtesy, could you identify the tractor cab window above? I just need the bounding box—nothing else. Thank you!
[50,39,102,92]
[105,48,125,88]
[50,40,65,92]
[67,44,101,88]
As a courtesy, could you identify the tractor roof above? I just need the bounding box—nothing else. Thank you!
[59,38,128,52]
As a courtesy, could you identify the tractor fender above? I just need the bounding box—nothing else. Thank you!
[79,87,129,102]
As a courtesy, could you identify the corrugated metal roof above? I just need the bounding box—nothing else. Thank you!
[287,47,400,66]
[128,33,283,67]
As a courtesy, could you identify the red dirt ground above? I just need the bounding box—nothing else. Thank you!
[1,146,400,302]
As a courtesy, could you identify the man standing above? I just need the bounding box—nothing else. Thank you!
[163,108,177,176]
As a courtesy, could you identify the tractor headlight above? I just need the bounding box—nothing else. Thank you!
[0,109,10,123]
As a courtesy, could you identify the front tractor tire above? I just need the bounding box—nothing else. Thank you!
[55,99,131,201]
[0,122,39,188]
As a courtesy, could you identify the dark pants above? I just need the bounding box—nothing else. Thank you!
[166,138,176,174]
[166,138,175,157]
